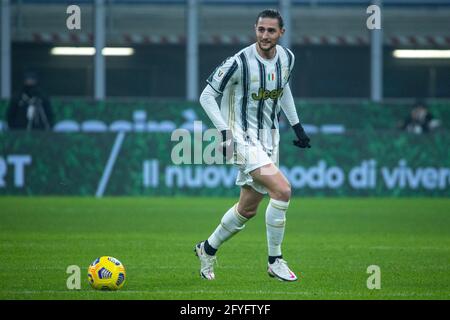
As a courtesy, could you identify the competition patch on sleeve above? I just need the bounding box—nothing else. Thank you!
[214,68,225,81]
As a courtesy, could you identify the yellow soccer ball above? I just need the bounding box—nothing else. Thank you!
[87,256,126,290]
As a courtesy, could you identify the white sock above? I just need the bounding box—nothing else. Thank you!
[266,199,289,257]
[207,204,248,250]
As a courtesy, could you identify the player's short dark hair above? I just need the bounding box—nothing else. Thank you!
[256,9,284,29]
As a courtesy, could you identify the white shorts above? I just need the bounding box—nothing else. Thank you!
[232,140,279,194]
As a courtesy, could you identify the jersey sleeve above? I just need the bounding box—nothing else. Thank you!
[199,84,229,131]
[206,56,239,95]
[283,47,295,84]
[280,84,300,126]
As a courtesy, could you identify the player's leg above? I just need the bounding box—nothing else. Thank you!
[236,184,265,218]
[250,163,298,281]
[206,185,264,253]
[195,185,264,280]
[251,163,291,263]
[250,163,291,201]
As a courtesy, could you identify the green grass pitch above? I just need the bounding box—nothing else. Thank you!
[0,197,449,300]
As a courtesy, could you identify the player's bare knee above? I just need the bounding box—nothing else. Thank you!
[242,209,257,219]
[237,204,258,219]
[271,184,291,202]
[279,186,291,202]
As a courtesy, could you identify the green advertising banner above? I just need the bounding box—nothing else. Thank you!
[1,131,449,196]
[2,99,449,133]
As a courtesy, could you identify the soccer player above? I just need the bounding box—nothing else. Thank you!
[195,9,311,281]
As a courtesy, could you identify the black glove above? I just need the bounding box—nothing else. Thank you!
[220,129,235,160]
[292,123,311,148]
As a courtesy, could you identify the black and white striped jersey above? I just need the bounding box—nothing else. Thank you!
[206,43,295,152]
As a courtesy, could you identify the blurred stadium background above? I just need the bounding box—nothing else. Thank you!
[1,0,449,196]
[2,0,450,99]
[0,0,449,300]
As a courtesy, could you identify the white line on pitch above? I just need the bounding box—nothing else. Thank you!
[95,132,126,198]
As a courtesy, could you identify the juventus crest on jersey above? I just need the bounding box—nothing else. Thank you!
[206,43,295,151]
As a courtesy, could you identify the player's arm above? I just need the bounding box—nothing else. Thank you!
[199,85,228,132]
[281,84,311,149]
[200,57,239,157]
[199,85,234,158]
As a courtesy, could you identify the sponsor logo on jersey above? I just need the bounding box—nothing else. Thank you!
[252,88,284,101]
